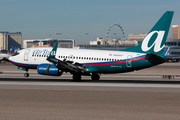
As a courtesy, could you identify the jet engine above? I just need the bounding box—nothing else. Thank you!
[37,64,63,76]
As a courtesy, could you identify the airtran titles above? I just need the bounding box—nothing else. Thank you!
[32,49,51,56]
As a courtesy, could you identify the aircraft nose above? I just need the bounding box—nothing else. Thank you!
[8,56,13,62]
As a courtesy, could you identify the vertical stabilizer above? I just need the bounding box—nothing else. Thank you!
[48,42,58,58]
[121,11,174,55]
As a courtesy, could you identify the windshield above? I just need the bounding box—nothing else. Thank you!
[12,52,20,56]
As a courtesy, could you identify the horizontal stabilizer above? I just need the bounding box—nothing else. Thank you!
[145,53,165,62]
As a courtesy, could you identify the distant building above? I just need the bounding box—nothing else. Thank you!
[172,25,180,39]
[128,33,147,43]
[23,38,75,48]
[78,38,180,55]
[0,31,22,51]
[90,38,138,46]
[165,39,180,55]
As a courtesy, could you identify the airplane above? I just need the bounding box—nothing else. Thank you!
[165,55,180,62]
[0,53,11,61]
[8,11,174,81]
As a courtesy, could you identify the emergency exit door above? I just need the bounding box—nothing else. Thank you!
[126,55,132,67]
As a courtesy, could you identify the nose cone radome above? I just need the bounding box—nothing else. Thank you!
[8,56,13,62]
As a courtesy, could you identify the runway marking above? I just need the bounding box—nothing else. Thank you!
[0,81,180,88]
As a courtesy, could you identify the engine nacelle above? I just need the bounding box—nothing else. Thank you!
[37,64,63,76]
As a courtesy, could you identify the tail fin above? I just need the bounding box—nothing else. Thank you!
[162,46,171,56]
[121,11,174,55]
[48,42,58,58]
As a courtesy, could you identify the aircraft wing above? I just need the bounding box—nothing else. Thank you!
[46,42,90,75]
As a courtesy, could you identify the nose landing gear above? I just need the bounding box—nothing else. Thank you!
[24,73,29,77]
[24,68,29,77]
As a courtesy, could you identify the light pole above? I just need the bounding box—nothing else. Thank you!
[56,33,61,39]
[85,33,89,45]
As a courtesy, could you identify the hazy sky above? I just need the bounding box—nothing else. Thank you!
[0,0,180,45]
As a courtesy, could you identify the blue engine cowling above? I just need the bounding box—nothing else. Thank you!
[37,64,63,76]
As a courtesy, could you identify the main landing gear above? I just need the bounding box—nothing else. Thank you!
[24,68,29,77]
[72,73,100,81]
[72,74,81,81]
[91,73,100,80]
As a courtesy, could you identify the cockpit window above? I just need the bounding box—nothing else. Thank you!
[12,52,20,56]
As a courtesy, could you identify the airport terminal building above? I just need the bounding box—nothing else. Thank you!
[23,38,75,49]
[165,39,180,55]
[0,31,22,51]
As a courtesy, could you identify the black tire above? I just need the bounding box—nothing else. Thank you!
[91,74,100,80]
[24,73,29,77]
[72,74,81,81]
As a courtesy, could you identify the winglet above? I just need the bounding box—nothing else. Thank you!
[162,46,171,56]
[48,42,58,58]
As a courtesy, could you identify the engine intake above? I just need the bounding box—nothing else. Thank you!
[37,64,63,76]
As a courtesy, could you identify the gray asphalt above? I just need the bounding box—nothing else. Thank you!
[0,63,180,120]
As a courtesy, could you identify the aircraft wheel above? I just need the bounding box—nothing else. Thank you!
[91,74,100,80]
[24,73,29,77]
[72,74,81,81]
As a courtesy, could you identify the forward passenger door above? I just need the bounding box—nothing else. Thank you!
[24,49,30,61]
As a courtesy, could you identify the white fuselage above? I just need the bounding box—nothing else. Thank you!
[9,47,145,66]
